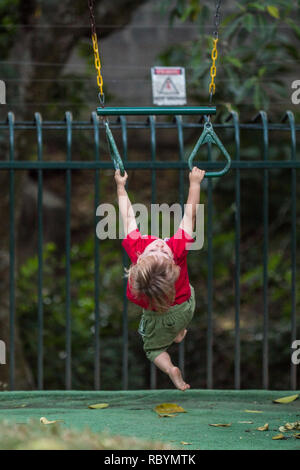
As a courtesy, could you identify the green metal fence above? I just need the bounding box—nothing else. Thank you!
[0,109,298,391]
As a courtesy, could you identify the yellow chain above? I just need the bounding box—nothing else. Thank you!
[209,38,218,95]
[91,32,104,98]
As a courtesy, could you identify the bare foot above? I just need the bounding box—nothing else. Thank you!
[168,366,190,391]
[174,329,187,344]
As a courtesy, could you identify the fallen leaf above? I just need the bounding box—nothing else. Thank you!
[244,410,263,413]
[238,421,253,424]
[209,423,231,427]
[40,417,64,425]
[293,433,300,439]
[180,441,192,445]
[273,394,299,404]
[272,433,286,440]
[154,403,186,415]
[279,421,300,432]
[257,423,269,431]
[88,403,109,409]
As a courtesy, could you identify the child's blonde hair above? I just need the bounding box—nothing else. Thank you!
[124,254,180,313]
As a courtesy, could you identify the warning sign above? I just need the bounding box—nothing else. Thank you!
[151,66,186,106]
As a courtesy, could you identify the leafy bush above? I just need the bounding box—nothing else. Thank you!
[159,0,300,115]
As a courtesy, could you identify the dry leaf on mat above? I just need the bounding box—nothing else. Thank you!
[40,417,64,425]
[273,394,299,404]
[293,433,300,439]
[209,423,231,427]
[180,441,192,445]
[244,410,263,413]
[154,404,186,415]
[88,403,109,409]
[257,423,269,431]
[272,433,286,440]
[279,421,300,432]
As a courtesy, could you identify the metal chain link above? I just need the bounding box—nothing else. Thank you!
[209,0,222,103]
[213,0,222,39]
[88,0,105,106]
[88,0,96,36]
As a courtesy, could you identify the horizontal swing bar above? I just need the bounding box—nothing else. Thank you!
[1,161,299,170]
[96,106,216,116]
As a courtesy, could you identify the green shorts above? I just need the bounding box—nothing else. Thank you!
[138,285,196,362]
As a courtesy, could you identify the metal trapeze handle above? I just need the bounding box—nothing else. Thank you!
[105,121,125,176]
[188,121,231,177]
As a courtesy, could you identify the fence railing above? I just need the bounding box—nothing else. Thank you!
[0,109,298,391]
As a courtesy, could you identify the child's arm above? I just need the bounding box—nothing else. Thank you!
[179,167,205,237]
[115,170,138,237]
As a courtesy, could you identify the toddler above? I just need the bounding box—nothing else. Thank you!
[115,167,205,390]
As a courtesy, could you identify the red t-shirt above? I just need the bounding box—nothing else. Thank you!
[122,227,194,309]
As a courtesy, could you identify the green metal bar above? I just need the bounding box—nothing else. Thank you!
[2,160,300,170]
[35,112,44,390]
[8,112,15,391]
[65,111,72,390]
[120,116,129,390]
[148,115,157,390]
[149,116,157,208]
[207,139,213,389]
[262,111,269,391]
[97,106,216,116]
[175,115,185,377]
[254,111,269,390]
[175,116,185,209]
[1,121,299,131]
[91,111,101,390]
[283,111,297,391]
[119,116,128,161]
[227,111,241,390]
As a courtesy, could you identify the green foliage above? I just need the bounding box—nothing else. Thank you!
[47,73,92,118]
[17,238,143,390]
[159,0,300,113]
[240,251,295,318]
[0,0,20,57]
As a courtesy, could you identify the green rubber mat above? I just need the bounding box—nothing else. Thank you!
[0,389,299,450]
